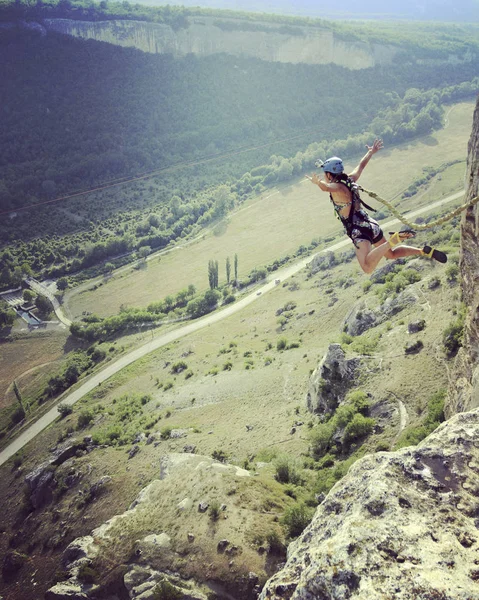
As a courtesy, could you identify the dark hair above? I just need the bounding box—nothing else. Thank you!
[330,172,349,184]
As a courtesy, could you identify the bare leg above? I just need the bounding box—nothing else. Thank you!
[355,235,422,274]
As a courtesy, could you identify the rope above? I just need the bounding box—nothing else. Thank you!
[358,185,479,231]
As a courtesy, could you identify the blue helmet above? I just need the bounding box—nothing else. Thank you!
[317,156,344,174]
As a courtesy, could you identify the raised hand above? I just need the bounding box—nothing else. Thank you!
[366,138,384,154]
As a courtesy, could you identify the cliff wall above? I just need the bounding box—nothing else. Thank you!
[447,95,479,417]
[42,16,397,69]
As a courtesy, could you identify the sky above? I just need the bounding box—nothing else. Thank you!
[140,0,479,21]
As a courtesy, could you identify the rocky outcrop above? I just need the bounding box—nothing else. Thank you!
[40,16,396,69]
[343,286,420,337]
[45,454,271,600]
[448,95,479,417]
[260,408,479,599]
[306,344,360,417]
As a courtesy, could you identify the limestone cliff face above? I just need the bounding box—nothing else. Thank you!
[260,409,479,599]
[42,16,397,69]
[447,95,479,417]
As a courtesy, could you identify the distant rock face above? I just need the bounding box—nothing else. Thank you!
[41,16,397,69]
[306,344,360,417]
[448,95,479,417]
[260,408,479,599]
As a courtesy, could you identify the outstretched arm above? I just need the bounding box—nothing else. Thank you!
[349,138,383,182]
[305,173,342,193]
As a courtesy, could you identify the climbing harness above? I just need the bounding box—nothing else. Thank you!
[357,185,479,231]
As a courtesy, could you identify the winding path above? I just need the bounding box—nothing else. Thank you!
[0,189,464,467]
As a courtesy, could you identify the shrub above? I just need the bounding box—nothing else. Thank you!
[350,334,380,355]
[309,421,335,459]
[57,403,73,418]
[277,338,288,351]
[77,410,94,429]
[170,361,187,374]
[10,406,26,426]
[445,263,459,283]
[209,500,221,521]
[265,529,286,555]
[443,310,465,357]
[281,502,314,538]
[343,414,375,444]
[12,453,23,470]
[160,426,172,440]
[223,361,233,371]
[345,390,370,415]
[274,454,302,485]
[212,449,228,463]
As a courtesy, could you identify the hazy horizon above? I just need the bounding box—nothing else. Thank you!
[136,0,479,22]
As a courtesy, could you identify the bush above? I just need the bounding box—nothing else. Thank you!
[274,454,302,485]
[277,338,288,351]
[343,414,375,444]
[445,263,459,283]
[345,390,370,415]
[443,309,465,357]
[281,502,314,538]
[10,406,25,426]
[77,410,94,429]
[265,529,286,555]
[170,361,187,374]
[309,421,335,459]
[212,449,228,463]
[209,500,221,521]
[57,403,73,418]
[160,426,172,440]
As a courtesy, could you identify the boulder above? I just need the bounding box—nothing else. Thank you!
[407,319,426,334]
[44,583,90,600]
[24,461,55,508]
[260,408,479,600]
[50,440,86,466]
[306,344,360,417]
[343,301,378,336]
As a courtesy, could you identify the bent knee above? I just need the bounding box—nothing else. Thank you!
[384,248,395,260]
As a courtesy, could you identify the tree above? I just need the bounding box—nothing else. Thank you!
[208,259,219,290]
[35,294,51,314]
[234,254,238,282]
[226,256,231,284]
[138,246,151,260]
[57,277,69,291]
[0,303,16,327]
[23,289,35,303]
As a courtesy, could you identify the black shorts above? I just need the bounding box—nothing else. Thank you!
[344,210,384,249]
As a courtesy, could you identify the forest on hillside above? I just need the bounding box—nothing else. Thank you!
[0,4,478,287]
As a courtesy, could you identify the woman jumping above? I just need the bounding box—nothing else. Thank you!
[306,139,447,274]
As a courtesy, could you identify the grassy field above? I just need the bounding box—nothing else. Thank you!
[64,101,473,319]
